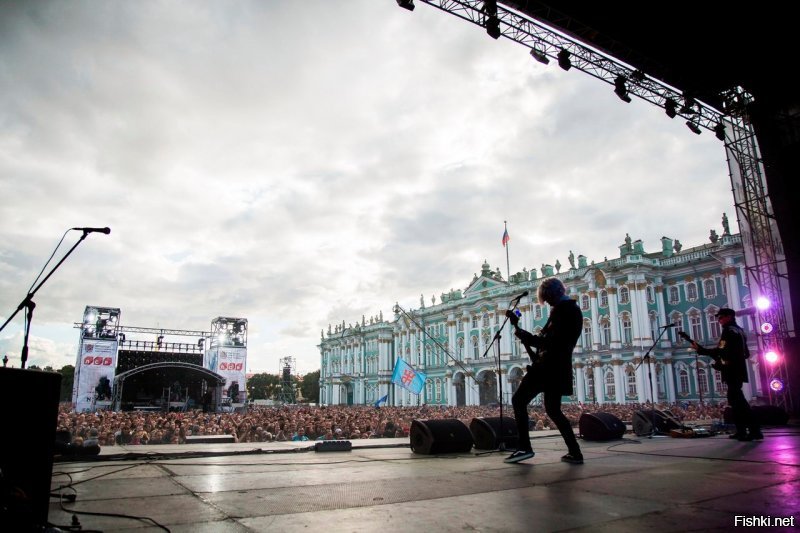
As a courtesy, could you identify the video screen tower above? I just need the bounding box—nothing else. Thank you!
[206,317,249,404]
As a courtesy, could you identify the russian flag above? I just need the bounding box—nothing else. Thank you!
[502,228,510,247]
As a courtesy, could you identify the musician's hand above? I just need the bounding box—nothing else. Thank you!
[690,342,699,351]
[505,310,519,327]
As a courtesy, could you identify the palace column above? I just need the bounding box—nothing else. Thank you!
[608,287,622,349]
[588,289,601,350]
[575,362,586,403]
[612,357,625,404]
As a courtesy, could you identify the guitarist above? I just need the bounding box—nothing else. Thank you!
[690,308,763,441]
[504,277,584,464]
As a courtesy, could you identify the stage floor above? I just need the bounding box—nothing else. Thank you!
[49,427,800,532]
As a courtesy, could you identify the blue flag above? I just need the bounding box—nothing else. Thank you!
[374,394,388,407]
[391,357,427,395]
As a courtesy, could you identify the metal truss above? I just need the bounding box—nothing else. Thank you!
[73,323,210,337]
[278,355,297,404]
[401,0,793,410]
[415,0,726,132]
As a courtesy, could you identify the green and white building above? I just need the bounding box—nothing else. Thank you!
[319,232,762,406]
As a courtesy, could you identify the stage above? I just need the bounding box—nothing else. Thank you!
[48,427,800,532]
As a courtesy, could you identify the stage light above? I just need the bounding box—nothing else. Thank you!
[714,123,726,141]
[614,76,631,103]
[756,296,770,310]
[396,0,415,10]
[761,322,774,334]
[686,119,702,135]
[157,335,164,346]
[664,98,677,118]
[484,0,501,40]
[765,351,780,364]
[557,49,571,70]
[118,333,126,343]
[198,338,205,347]
[769,378,784,392]
[680,95,697,114]
[530,47,549,65]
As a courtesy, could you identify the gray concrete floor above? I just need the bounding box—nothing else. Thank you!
[48,426,800,532]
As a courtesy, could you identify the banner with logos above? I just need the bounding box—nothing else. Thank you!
[206,346,247,403]
[74,339,118,412]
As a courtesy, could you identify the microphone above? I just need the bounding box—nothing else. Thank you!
[72,227,111,234]
[659,324,676,329]
[510,290,529,304]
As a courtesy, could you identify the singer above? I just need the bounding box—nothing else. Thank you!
[504,277,584,464]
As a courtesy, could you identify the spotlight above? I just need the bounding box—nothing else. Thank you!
[530,47,549,65]
[118,333,126,343]
[396,0,415,11]
[665,98,678,118]
[756,296,770,310]
[557,49,571,71]
[686,120,702,135]
[198,338,205,347]
[614,76,631,103]
[631,70,646,82]
[765,351,779,364]
[680,94,697,114]
[760,322,774,334]
[157,335,164,346]
[769,378,784,392]
[714,123,726,141]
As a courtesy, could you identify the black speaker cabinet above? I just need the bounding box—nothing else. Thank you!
[632,409,681,436]
[410,419,474,455]
[469,416,519,450]
[0,368,61,530]
[579,412,626,441]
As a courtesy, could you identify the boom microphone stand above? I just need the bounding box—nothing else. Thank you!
[475,290,527,454]
[0,228,109,368]
[635,324,672,438]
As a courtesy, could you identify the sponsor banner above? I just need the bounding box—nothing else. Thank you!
[208,346,247,403]
[75,339,118,412]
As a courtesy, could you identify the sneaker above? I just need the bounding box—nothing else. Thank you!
[504,450,535,463]
[561,453,584,464]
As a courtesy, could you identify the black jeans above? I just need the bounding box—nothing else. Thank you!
[512,369,580,454]
[727,379,758,434]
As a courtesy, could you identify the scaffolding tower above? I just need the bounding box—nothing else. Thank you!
[278,356,296,404]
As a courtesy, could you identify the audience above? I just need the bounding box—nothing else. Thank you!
[56,401,726,447]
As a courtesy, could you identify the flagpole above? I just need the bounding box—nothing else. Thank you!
[504,220,511,281]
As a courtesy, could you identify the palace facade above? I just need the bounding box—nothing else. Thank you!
[319,232,762,407]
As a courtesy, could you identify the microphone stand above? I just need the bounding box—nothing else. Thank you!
[0,230,92,368]
[635,325,671,438]
[475,292,525,455]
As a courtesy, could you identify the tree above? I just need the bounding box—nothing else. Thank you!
[300,370,320,403]
[58,365,75,402]
[246,372,281,400]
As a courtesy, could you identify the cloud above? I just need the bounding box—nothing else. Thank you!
[0,1,733,374]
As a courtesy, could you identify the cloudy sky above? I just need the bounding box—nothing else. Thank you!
[0,1,733,375]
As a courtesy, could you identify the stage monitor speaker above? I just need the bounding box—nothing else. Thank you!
[410,419,473,455]
[579,412,626,441]
[469,416,519,450]
[632,409,681,436]
[0,368,61,530]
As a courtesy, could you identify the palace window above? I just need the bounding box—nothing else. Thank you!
[686,282,698,301]
[698,367,709,395]
[713,369,727,393]
[619,286,630,304]
[471,336,479,359]
[600,290,608,308]
[601,320,611,347]
[690,313,703,340]
[435,379,442,401]
[582,319,593,349]
[456,337,464,360]
[581,294,590,311]
[626,367,637,397]
[472,315,478,329]
[679,369,690,394]
[703,279,716,298]
[534,305,542,320]
[708,312,721,339]
[457,320,463,332]
[669,286,680,304]
[621,314,632,346]
[605,371,615,398]
[482,313,490,328]
[646,285,654,303]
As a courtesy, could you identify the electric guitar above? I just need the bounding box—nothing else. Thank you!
[679,331,725,375]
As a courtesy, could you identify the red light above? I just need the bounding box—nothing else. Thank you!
[769,378,784,392]
[761,322,774,334]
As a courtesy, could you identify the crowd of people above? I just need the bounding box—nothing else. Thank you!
[56,401,727,448]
